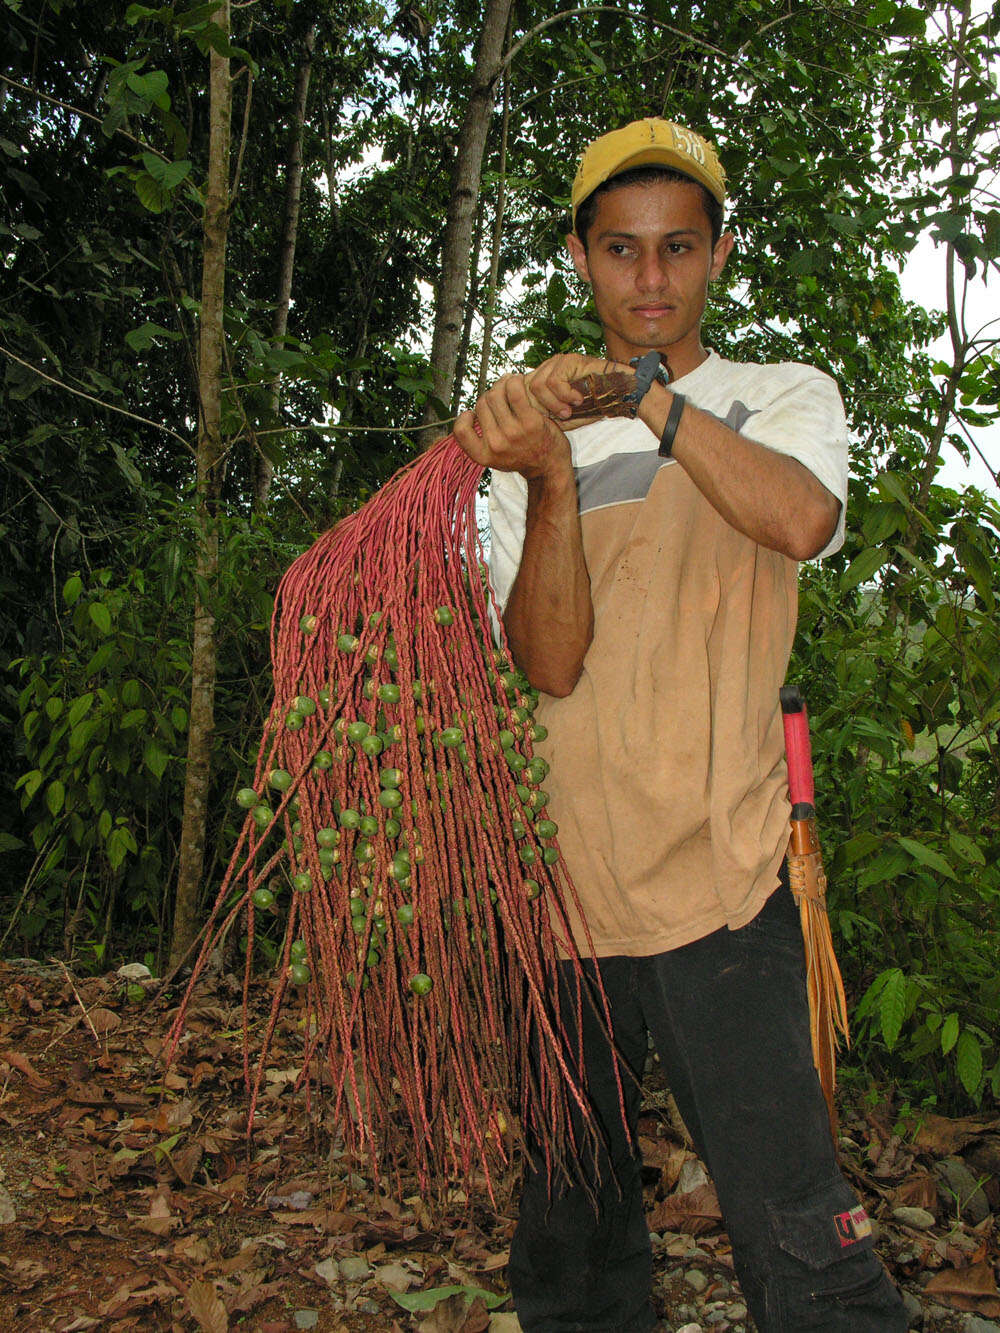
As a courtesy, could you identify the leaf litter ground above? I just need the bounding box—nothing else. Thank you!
[0,958,997,1332]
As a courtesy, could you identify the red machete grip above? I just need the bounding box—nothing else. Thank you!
[780,685,815,810]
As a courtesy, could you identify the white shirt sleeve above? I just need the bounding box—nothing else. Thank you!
[486,470,529,639]
[738,365,849,559]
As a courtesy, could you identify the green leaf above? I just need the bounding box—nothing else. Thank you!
[124,4,163,24]
[896,836,956,880]
[126,69,170,107]
[948,830,986,866]
[955,1031,983,1097]
[387,1285,506,1314]
[827,212,860,237]
[134,172,171,214]
[889,6,926,36]
[857,846,908,890]
[17,770,44,803]
[940,1012,959,1055]
[63,574,83,606]
[46,779,65,817]
[106,824,137,871]
[174,2,228,32]
[879,968,906,1050]
[161,158,192,190]
[89,603,112,635]
[875,471,910,504]
[840,547,888,590]
[955,533,996,608]
[152,1132,182,1161]
[932,212,966,242]
[144,740,170,780]
[0,832,26,854]
[125,321,182,352]
[841,831,881,864]
[864,0,896,24]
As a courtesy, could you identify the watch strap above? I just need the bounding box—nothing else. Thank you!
[658,392,686,458]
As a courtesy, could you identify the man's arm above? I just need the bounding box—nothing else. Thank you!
[638,384,841,560]
[503,469,593,697]
[452,374,593,697]
[529,357,842,561]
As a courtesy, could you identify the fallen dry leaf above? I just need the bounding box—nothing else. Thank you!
[638,1135,691,1192]
[88,1007,121,1035]
[416,1292,489,1333]
[0,1255,47,1289]
[648,1182,722,1237]
[912,1114,1000,1157]
[889,1173,938,1211]
[97,1275,175,1317]
[170,1139,204,1185]
[130,1190,180,1236]
[186,1278,229,1332]
[374,1260,419,1292]
[0,1048,50,1088]
[165,1097,196,1128]
[924,1260,1000,1316]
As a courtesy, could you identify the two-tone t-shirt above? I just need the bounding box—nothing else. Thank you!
[487,350,848,958]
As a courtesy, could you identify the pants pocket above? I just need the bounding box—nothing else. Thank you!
[764,1176,907,1331]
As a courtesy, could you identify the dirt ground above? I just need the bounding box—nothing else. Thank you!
[0,958,997,1332]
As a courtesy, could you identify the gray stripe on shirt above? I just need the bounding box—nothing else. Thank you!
[575,399,760,514]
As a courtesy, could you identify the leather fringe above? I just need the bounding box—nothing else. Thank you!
[787,833,850,1140]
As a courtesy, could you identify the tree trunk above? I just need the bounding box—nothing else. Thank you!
[452,193,487,414]
[420,0,513,426]
[908,0,970,525]
[170,2,232,968]
[477,56,511,397]
[253,23,317,512]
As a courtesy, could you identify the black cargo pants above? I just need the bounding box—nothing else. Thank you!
[508,879,908,1332]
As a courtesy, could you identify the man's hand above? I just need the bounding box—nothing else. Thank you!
[525,352,632,423]
[452,373,572,481]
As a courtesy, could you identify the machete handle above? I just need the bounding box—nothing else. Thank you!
[780,685,815,811]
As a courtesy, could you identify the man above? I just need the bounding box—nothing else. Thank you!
[453,118,906,1332]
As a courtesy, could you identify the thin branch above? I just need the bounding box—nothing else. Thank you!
[951,416,1000,488]
[0,837,57,952]
[230,64,254,201]
[499,6,738,80]
[3,460,85,541]
[513,39,677,115]
[478,28,512,399]
[0,344,196,455]
[0,72,171,161]
[49,959,102,1049]
[249,416,458,438]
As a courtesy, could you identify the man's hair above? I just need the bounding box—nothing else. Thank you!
[574,164,724,250]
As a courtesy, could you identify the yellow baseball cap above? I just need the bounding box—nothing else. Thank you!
[571,117,726,227]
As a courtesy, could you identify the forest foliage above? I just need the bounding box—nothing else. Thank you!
[2,0,999,1116]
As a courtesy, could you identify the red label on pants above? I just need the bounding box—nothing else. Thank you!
[834,1205,872,1247]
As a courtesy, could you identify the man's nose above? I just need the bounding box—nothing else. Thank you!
[635,251,667,291]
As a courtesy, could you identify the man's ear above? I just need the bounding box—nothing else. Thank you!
[565,231,591,285]
[710,231,735,281]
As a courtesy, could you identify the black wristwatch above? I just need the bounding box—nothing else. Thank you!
[626,350,671,411]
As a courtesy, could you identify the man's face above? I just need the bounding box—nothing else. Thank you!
[566,178,733,374]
